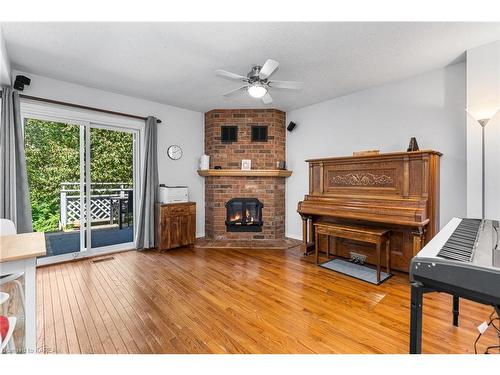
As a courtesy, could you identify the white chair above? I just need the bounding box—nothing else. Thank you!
[0,219,16,236]
[0,274,25,314]
[0,292,9,315]
[0,219,25,353]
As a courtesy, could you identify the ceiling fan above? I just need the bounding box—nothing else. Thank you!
[215,59,304,104]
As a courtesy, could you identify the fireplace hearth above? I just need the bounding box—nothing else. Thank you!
[225,198,263,232]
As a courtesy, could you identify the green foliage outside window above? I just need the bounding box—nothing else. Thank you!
[24,119,133,232]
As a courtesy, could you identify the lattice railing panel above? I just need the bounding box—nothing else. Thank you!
[60,182,132,227]
[65,196,114,224]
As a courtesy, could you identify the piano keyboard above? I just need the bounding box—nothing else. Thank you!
[436,218,481,262]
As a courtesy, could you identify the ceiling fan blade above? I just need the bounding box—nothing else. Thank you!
[262,92,273,104]
[269,80,304,90]
[222,86,248,97]
[216,70,248,81]
[259,59,279,79]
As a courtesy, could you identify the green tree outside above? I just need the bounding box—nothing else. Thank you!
[24,119,133,232]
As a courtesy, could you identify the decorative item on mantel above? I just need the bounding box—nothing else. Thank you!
[276,160,286,170]
[241,159,252,171]
[352,150,380,156]
[407,137,419,152]
[199,154,210,170]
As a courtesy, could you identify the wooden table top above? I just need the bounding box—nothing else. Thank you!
[0,232,46,263]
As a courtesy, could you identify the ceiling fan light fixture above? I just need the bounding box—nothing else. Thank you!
[247,83,267,99]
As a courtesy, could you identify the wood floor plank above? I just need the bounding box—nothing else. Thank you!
[71,259,134,353]
[36,246,498,354]
[59,263,94,353]
[102,255,188,352]
[112,253,213,353]
[81,261,141,354]
[66,260,115,354]
[41,266,56,354]
[98,260,168,353]
[54,265,82,353]
[62,261,106,354]
[90,260,153,353]
[48,265,69,353]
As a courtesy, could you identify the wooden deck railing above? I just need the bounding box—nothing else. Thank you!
[59,182,132,228]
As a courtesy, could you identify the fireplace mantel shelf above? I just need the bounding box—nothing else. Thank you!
[197,169,292,178]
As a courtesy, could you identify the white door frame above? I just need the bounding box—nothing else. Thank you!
[21,100,144,266]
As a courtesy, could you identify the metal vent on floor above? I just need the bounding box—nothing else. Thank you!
[91,256,115,264]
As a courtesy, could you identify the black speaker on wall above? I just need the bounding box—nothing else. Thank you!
[13,75,31,91]
[287,121,297,132]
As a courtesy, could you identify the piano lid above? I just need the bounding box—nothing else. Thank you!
[305,150,442,163]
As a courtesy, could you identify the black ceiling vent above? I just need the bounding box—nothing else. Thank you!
[221,126,238,142]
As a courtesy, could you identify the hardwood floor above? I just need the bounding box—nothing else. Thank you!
[36,245,498,354]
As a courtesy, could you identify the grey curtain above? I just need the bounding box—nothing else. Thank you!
[136,116,158,249]
[0,87,33,233]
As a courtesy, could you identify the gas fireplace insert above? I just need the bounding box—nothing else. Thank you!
[225,198,263,232]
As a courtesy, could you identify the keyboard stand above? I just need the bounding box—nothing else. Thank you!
[410,279,500,354]
[453,295,460,327]
[409,282,425,354]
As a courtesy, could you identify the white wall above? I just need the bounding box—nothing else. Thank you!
[466,41,500,220]
[0,26,11,85]
[13,70,206,237]
[285,63,467,239]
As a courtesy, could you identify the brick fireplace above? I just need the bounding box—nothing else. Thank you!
[202,109,288,240]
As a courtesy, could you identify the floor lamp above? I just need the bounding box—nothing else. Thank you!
[467,108,500,219]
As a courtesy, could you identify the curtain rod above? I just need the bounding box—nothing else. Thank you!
[0,91,162,124]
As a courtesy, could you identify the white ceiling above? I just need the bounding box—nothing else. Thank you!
[2,22,500,112]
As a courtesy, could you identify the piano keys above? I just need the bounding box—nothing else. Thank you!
[436,218,481,261]
[297,150,442,272]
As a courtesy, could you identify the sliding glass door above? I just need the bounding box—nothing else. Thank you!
[24,118,85,257]
[88,125,135,250]
[24,115,138,263]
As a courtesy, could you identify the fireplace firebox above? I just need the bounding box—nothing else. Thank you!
[225,198,263,232]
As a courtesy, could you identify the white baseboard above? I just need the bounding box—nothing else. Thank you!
[285,232,302,240]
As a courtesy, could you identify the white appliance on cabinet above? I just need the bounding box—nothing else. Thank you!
[158,185,189,203]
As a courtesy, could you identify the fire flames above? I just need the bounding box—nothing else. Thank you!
[229,209,255,225]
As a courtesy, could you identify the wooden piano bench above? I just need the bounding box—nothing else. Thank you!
[313,222,391,283]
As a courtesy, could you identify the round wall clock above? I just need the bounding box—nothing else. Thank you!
[167,145,183,160]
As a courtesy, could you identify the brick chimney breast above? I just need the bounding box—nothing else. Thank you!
[204,109,286,240]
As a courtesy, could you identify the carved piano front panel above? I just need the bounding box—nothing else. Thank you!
[310,154,431,199]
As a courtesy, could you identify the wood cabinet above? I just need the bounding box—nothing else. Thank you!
[155,202,196,250]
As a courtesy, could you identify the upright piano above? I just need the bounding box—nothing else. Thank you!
[297,150,442,272]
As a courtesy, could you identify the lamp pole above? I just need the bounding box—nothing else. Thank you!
[477,119,489,220]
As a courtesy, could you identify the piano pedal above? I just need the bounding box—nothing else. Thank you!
[350,252,367,264]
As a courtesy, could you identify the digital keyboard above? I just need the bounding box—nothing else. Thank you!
[409,217,500,353]
[411,217,500,302]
